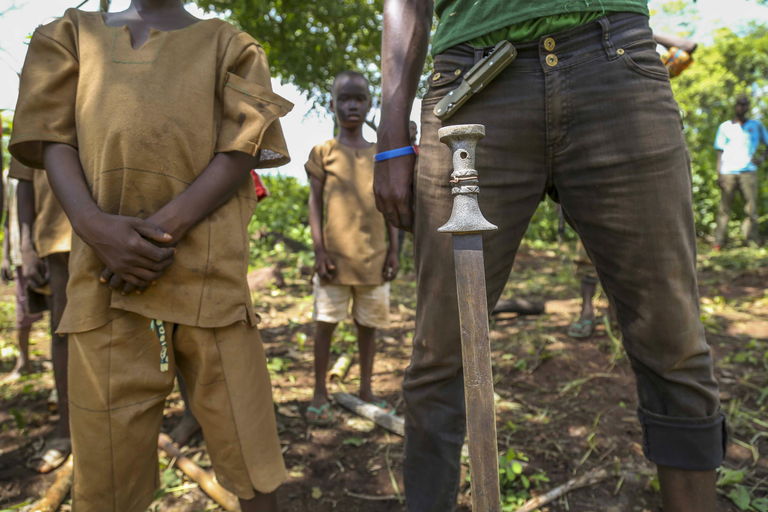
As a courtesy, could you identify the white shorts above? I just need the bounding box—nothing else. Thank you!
[312,275,390,329]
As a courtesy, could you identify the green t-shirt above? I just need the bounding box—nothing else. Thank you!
[432,0,649,55]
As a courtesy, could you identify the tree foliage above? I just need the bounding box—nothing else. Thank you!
[672,24,768,236]
[194,0,382,108]
[248,174,313,274]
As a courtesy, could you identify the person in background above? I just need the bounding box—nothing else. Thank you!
[305,71,399,425]
[713,94,768,248]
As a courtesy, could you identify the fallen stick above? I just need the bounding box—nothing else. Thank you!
[514,467,613,512]
[29,455,74,512]
[346,490,401,501]
[328,353,353,382]
[332,392,404,436]
[158,433,240,511]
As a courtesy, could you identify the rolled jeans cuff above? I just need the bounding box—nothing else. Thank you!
[638,408,727,470]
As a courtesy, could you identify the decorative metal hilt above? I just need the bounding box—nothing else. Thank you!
[436,124,498,234]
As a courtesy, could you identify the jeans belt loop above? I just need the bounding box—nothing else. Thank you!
[473,47,485,64]
[598,16,616,57]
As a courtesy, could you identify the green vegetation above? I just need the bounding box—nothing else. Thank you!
[673,24,768,238]
[249,174,313,278]
[193,0,382,108]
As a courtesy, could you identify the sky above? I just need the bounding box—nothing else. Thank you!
[1,0,767,181]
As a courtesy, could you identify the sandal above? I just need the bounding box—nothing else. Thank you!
[27,437,71,474]
[306,403,336,426]
[367,398,396,415]
[567,318,595,339]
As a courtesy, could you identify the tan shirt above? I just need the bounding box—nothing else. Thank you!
[305,139,387,286]
[10,9,293,333]
[8,159,72,259]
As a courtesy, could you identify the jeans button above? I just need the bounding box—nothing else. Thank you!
[545,53,558,67]
[544,37,556,51]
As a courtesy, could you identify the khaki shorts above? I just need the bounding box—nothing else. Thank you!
[68,311,286,512]
[312,275,389,329]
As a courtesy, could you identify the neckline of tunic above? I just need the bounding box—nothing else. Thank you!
[335,139,376,152]
[98,12,213,50]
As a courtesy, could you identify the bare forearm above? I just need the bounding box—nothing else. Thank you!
[2,216,11,263]
[379,0,432,147]
[308,176,326,254]
[716,151,722,174]
[43,143,103,237]
[149,151,254,240]
[43,144,174,288]
[654,33,697,53]
[17,180,36,250]
[387,223,399,254]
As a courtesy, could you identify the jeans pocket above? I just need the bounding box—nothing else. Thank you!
[422,55,474,107]
[619,40,671,82]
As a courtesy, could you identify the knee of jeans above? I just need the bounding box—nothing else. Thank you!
[403,375,466,432]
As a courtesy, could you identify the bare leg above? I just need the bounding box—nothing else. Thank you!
[569,276,598,339]
[239,490,278,512]
[311,321,337,408]
[170,372,201,446]
[47,253,70,440]
[355,321,377,403]
[10,326,32,377]
[578,277,597,323]
[658,466,717,512]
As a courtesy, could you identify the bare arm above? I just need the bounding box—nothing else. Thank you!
[103,151,260,292]
[0,211,13,283]
[17,179,48,288]
[654,33,697,54]
[716,150,722,174]
[383,222,400,281]
[43,143,175,289]
[308,173,336,280]
[146,151,255,240]
[374,0,433,231]
[1,206,11,282]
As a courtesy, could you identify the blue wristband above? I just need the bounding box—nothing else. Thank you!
[374,145,416,162]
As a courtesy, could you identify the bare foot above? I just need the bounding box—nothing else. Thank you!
[27,437,71,474]
[359,392,391,410]
[4,361,31,382]
[170,413,201,447]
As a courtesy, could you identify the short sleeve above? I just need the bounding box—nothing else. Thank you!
[10,11,79,169]
[216,32,293,169]
[714,123,727,151]
[304,144,326,181]
[760,122,768,146]
[8,158,35,182]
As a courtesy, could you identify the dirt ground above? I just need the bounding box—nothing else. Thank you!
[0,243,766,511]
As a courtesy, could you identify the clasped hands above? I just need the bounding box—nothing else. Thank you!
[80,211,177,295]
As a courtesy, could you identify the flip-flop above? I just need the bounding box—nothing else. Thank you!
[368,399,396,415]
[306,403,335,426]
[27,437,71,474]
[567,318,595,339]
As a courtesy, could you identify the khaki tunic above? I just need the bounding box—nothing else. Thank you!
[10,9,293,333]
[305,139,388,286]
[8,159,72,259]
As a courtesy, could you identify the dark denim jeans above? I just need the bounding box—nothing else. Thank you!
[405,13,725,512]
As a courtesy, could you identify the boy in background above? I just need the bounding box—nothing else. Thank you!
[1,172,44,380]
[305,71,399,424]
[10,2,292,510]
[8,158,72,472]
